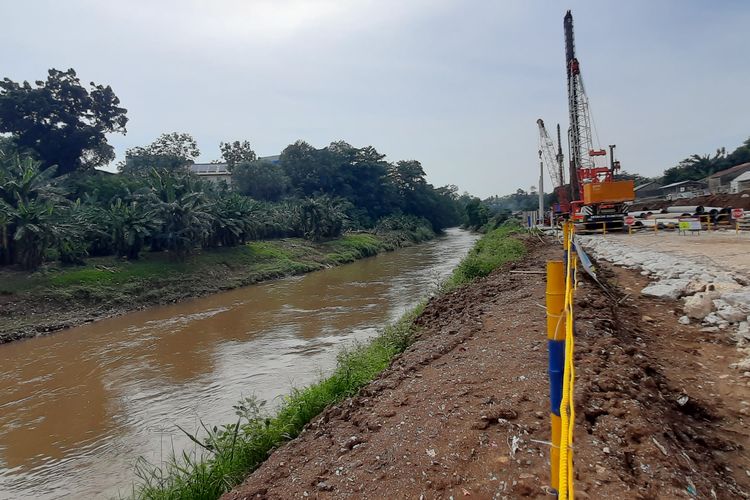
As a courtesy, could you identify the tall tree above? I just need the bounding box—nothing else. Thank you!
[0,68,128,175]
[727,137,750,167]
[662,153,721,184]
[220,140,257,168]
[232,160,290,201]
[280,140,327,195]
[121,132,200,175]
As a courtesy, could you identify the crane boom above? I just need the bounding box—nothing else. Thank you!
[536,118,564,187]
[558,10,634,229]
[564,10,603,199]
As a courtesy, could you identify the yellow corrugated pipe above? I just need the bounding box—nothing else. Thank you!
[545,261,565,491]
[558,222,577,500]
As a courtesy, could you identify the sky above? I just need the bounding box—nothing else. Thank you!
[2,0,749,198]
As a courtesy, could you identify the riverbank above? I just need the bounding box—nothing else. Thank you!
[222,235,750,499]
[0,227,434,344]
[130,224,527,499]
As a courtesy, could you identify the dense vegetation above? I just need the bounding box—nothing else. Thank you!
[0,68,471,272]
[131,222,528,500]
[660,137,750,184]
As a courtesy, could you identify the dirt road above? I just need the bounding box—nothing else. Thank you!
[602,231,750,276]
[224,238,750,499]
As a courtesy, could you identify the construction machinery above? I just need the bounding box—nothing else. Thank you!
[537,119,570,215]
[558,10,634,230]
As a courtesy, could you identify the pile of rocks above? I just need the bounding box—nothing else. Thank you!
[578,236,750,341]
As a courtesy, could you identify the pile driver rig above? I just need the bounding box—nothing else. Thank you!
[538,10,634,229]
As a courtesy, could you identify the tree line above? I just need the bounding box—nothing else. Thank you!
[467,135,750,223]
[0,68,469,271]
[611,136,750,187]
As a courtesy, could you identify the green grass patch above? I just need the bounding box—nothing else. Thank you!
[48,259,188,287]
[131,303,425,500]
[443,220,526,291]
[321,233,383,263]
[243,241,295,262]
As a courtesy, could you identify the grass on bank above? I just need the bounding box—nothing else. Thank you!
[132,304,425,500]
[130,222,527,500]
[443,220,526,291]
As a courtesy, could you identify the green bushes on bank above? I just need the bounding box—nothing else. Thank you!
[132,304,425,500]
[444,220,526,290]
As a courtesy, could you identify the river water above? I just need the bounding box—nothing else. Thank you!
[0,229,477,499]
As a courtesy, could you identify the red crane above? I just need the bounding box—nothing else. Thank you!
[563,10,633,229]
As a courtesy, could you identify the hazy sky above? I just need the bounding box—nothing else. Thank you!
[2,0,749,197]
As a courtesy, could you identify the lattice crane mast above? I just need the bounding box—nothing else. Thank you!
[563,10,634,229]
[537,118,565,188]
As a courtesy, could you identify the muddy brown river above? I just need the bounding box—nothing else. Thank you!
[0,229,477,499]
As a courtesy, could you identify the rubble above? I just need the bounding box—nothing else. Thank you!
[683,293,714,319]
[579,236,750,351]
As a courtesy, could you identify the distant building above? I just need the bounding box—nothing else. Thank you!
[659,180,708,201]
[730,171,750,194]
[258,155,281,164]
[188,155,281,185]
[707,162,750,193]
[189,162,231,184]
[633,181,663,200]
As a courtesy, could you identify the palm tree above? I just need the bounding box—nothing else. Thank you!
[106,198,160,260]
[10,198,60,269]
[299,196,346,241]
[0,155,66,268]
[146,170,212,260]
[205,193,261,248]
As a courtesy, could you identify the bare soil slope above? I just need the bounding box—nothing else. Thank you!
[224,239,750,499]
[631,191,750,212]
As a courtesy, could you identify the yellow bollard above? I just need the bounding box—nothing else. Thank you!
[551,415,561,490]
[628,224,632,236]
[546,261,565,339]
[546,260,565,492]
[602,222,606,235]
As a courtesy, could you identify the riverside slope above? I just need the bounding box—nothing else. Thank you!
[0,230,430,343]
[224,237,750,499]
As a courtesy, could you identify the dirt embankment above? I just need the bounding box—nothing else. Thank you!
[224,238,750,499]
[632,191,750,212]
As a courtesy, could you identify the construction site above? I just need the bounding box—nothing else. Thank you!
[223,227,750,499]
[223,10,750,500]
[2,5,749,500]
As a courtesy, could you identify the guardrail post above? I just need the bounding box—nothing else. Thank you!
[546,260,565,493]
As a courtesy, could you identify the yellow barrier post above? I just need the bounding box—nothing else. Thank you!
[546,260,565,493]
[602,222,606,235]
